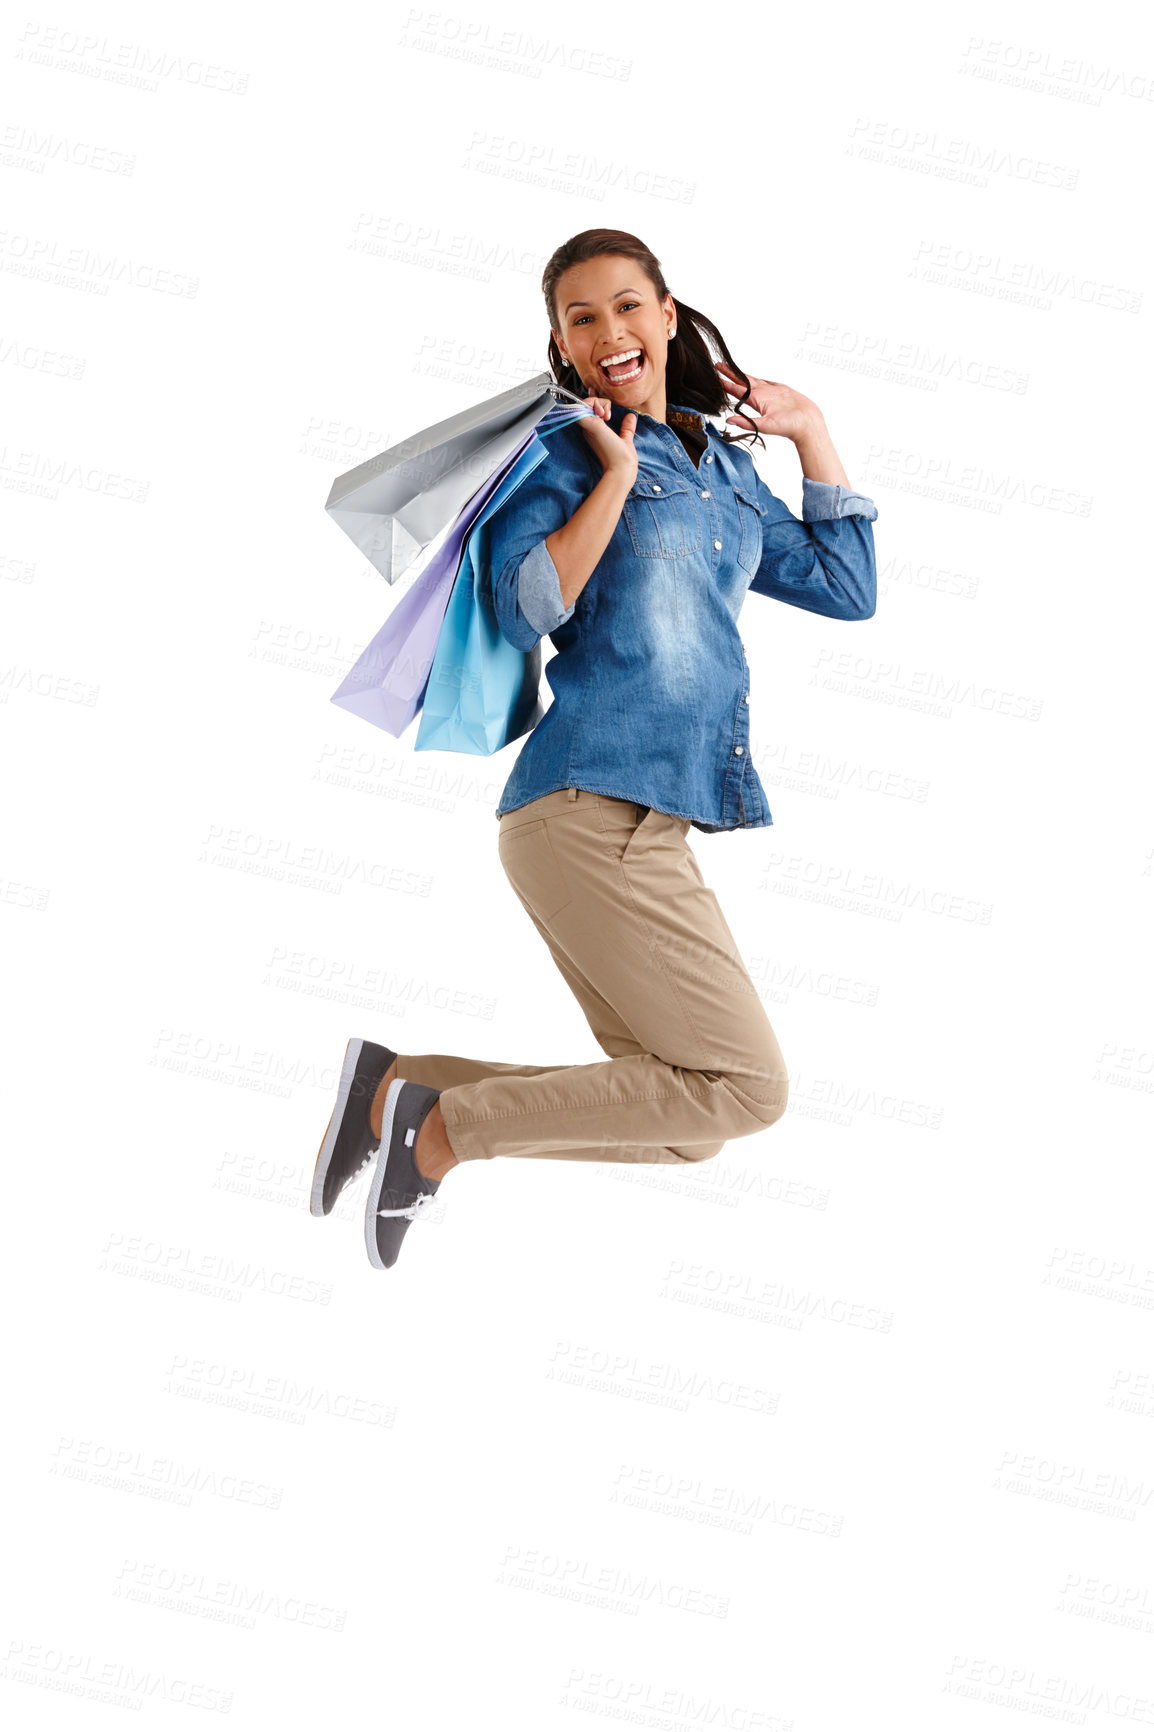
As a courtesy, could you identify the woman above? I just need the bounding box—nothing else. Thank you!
[311,228,879,1270]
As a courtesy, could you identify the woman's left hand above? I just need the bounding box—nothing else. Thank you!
[714,359,822,442]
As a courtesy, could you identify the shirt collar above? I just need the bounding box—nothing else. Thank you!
[606,396,718,435]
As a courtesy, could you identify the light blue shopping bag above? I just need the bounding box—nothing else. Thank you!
[414,407,588,756]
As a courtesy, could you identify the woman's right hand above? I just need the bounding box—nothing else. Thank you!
[577,394,638,489]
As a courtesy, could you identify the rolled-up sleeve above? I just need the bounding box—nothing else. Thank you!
[514,539,575,639]
[484,436,589,653]
[746,465,878,622]
[801,476,879,523]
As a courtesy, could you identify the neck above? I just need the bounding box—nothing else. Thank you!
[636,384,667,423]
[609,391,666,428]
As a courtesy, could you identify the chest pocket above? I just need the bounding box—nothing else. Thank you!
[733,486,764,577]
[623,475,701,559]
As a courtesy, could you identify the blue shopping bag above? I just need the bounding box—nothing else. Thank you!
[413,406,588,756]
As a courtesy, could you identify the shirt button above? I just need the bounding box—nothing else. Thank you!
[705,454,714,464]
[700,489,710,498]
[713,539,722,551]
[652,483,662,492]
[743,694,749,705]
[734,744,744,755]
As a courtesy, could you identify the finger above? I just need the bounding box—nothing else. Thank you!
[715,359,768,400]
[576,400,616,434]
[715,373,753,402]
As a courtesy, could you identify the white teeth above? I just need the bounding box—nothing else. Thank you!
[599,348,644,382]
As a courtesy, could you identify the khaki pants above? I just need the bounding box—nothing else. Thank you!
[395,788,789,1164]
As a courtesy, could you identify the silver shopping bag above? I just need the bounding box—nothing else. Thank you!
[325,372,588,585]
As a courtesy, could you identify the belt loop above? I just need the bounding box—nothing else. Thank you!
[567,786,578,802]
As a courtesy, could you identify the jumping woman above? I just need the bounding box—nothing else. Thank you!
[311,227,879,1270]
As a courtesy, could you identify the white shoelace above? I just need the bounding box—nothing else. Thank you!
[376,1192,438,1222]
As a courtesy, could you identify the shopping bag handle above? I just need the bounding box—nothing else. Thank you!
[546,381,593,407]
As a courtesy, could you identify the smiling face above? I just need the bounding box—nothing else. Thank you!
[551,254,676,423]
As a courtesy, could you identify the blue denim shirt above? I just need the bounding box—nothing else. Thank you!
[485,396,878,832]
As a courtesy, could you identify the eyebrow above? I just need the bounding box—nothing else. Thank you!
[564,286,643,313]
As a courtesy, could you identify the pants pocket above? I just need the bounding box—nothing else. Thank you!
[622,806,659,868]
[594,798,655,868]
[498,818,572,924]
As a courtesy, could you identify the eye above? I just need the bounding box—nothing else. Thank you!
[572,300,641,326]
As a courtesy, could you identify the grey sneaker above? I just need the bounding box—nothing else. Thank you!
[310,1038,396,1218]
[365,1079,443,1270]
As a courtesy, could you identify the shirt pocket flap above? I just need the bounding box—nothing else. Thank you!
[628,474,694,501]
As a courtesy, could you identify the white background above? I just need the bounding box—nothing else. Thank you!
[3,1,1152,1726]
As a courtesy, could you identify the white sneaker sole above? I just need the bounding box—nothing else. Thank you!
[310,1036,365,1218]
[364,1076,406,1269]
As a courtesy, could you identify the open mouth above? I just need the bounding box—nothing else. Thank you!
[597,347,646,386]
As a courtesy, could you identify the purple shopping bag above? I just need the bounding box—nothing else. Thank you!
[328,537,462,736]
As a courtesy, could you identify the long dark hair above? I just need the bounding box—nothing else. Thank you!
[542,228,764,452]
